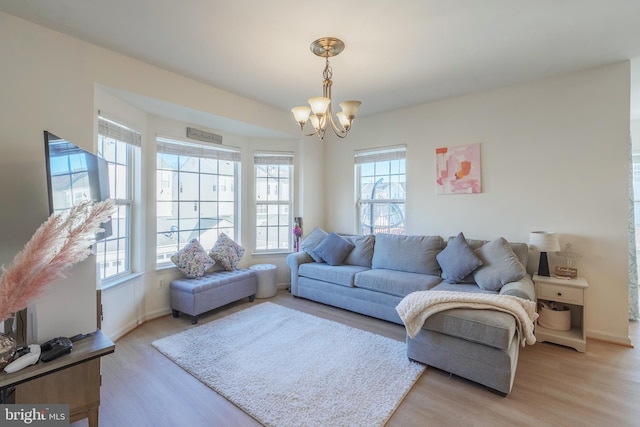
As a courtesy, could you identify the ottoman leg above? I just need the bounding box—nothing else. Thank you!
[249,295,255,302]
[191,316,198,325]
[172,309,180,318]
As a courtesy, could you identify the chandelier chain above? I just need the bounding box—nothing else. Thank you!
[323,57,332,81]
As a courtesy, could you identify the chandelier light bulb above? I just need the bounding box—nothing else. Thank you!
[291,106,311,125]
[309,114,320,131]
[308,97,330,116]
[339,100,361,118]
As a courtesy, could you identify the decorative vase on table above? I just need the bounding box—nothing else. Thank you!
[0,315,17,370]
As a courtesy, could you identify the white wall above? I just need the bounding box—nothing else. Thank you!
[0,12,313,342]
[325,62,632,345]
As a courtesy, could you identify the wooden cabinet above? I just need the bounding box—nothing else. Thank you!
[0,330,114,427]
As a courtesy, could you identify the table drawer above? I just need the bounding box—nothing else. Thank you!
[538,283,583,304]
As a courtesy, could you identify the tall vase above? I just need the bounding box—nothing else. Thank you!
[0,315,17,371]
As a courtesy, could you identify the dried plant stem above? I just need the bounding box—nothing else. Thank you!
[0,199,115,322]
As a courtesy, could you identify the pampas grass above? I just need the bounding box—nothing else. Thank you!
[0,199,116,322]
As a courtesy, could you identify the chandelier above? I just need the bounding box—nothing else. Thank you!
[291,37,361,140]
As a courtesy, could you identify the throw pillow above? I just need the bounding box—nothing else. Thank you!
[311,232,356,266]
[436,232,483,283]
[300,227,328,262]
[472,237,527,291]
[209,233,245,271]
[343,234,375,267]
[171,239,215,279]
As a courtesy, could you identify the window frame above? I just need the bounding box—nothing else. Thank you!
[355,146,407,235]
[254,152,294,253]
[95,116,140,282]
[155,136,241,266]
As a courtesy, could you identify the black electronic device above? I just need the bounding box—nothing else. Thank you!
[39,337,73,363]
[43,130,112,240]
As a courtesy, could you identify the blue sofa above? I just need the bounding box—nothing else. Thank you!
[286,231,535,395]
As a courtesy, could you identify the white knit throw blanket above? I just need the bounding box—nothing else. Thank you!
[396,290,539,346]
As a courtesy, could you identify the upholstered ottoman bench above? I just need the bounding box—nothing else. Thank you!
[170,269,257,324]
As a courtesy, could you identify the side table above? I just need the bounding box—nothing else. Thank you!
[250,264,278,298]
[0,329,115,427]
[533,274,588,352]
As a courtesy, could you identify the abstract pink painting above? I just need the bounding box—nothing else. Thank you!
[435,143,481,195]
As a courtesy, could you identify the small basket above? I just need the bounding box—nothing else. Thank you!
[538,303,571,331]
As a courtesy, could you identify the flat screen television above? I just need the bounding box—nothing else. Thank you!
[43,130,112,240]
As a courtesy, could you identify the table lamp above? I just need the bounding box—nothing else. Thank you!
[529,231,561,276]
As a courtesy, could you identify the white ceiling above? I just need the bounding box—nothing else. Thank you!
[3,0,640,123]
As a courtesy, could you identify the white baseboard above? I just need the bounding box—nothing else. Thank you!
[586,329,633,347]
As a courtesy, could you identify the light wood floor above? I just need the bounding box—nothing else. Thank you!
[73,291,640,427]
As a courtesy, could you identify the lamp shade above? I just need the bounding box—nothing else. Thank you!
[339,100,361,118]
[308,97,330,116]
[529,231,561,252]
[291,106,311,124]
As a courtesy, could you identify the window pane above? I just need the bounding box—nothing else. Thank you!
[179,172,199,200]
[180,156,199,173]
[200,174,217,201]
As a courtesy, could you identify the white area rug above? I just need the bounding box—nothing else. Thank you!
[152,302,425,427]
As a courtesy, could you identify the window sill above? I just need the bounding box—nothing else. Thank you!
[100,272,144,291]
[251,251,292,257]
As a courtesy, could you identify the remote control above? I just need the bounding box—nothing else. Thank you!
[4,344,41,373]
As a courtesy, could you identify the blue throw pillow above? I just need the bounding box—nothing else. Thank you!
[311,232,356,266]
[472,237,527,291]
[436,232,483,283]
[300,227,328,262]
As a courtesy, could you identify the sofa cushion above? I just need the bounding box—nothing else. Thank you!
[437,232,483,283]
[300,227,328,262]
[299,263,369,287]
[311,232,355,266]
[343,235,375,267]
[472,238,527,291]
[421,308,517,350]
[372,234,444,275]
[355,269,442,297]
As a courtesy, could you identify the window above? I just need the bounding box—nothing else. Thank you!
[156,137,240,264]
[255,153,293,252]
[355,146,406,235]
[96,116,140,280]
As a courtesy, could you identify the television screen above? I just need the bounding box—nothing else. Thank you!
[44,131,112,239]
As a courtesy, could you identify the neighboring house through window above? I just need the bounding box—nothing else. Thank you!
[156,137,240,264]
[355,146,406,235]
[96,116,140,281]
[254,152,293,252]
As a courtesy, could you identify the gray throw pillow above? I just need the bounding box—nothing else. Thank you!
[343,235,375,267]
[300,227,328,262]
[371,234,444,276]
[436,232,483,283]
[311,232,356,266]
[472,237,527,291]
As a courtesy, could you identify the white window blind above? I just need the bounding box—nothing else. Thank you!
[98,116,141,147]
[254,153,294,165]
[354,145,406,164]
